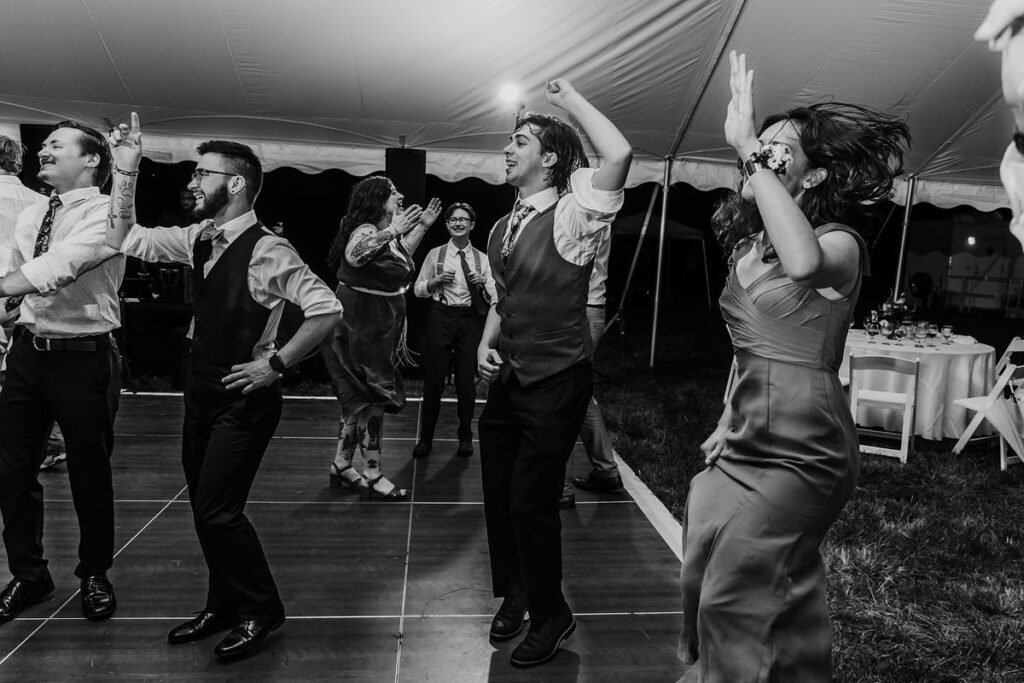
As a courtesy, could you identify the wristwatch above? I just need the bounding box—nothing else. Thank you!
[268,354,286,373]
[743,156,767,177]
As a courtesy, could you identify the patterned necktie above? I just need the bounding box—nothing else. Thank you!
[500,200,534,265]
[5,194,62,312]
[459,250,488,315]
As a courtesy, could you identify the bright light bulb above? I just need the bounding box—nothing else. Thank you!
[967,236,976,246]
[499,85,519,102]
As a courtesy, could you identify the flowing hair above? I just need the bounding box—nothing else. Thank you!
[515,113,590,194]
[327,176,393,271]
[712,102,911,260]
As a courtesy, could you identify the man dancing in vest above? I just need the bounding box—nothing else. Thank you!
[105,115,341,659]
[477,79,632,668]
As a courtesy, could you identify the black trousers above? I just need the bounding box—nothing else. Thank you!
[182,362,283,620]
[0,331,121,581]
[478,361,592,625]
[418,303,484,445]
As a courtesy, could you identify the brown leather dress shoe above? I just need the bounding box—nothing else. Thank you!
[0,575,54,625]
[81,574,116,621]
[213,613,286,659]
[167,610,237,644]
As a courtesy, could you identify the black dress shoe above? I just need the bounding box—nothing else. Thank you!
[168,610,238,644]
[213,614,285,659]
[510,606,575,668]
[558,492,575,510]
[81,574,116,621]
[412,441,432,459]
[0,575,54,625]
[489,595,528,642]
[572,472,624,492]
[456,441,473,458]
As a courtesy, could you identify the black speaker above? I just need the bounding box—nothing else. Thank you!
[385,147,425,209]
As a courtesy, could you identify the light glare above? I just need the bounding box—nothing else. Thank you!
[499,85,519,102]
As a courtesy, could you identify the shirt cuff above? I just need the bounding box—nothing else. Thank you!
[569,167,624,216]
[301,297,343,318]
[19,258,57,295]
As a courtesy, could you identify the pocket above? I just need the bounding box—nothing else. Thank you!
[534,325,577,342]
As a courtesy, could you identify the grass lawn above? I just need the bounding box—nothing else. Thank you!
[594,303,1024,682]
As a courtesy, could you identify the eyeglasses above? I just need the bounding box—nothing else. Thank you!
[191,168,237,182]
[447,217,473,225]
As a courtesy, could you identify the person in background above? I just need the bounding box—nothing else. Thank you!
[106,115,342,659]
[679,52,910,680]
[0,121,125,626]
[322,176,440,500]
[412,202,496,460]
[559,227,623,509]
[476,78,632,668]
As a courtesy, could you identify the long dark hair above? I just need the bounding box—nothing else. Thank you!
[712,102,911,259]
[515,113,589,194]
[328,176,392,271]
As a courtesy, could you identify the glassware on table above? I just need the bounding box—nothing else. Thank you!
[926,323,938,345]
[879,318,894,344]
[913,322,927,348]
[866,321,880,343]
[894,324,907,345]
[940,324,953,344]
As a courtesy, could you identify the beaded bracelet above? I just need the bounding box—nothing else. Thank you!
[114,165,139,177]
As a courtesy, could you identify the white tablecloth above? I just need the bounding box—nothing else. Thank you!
[839,329,996,440]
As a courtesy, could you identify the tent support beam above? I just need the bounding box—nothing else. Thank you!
[606,184,659,336]
[893,174,917,300]
[650,158,672,367]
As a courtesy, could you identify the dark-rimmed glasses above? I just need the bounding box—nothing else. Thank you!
[191,168,237,182]
[447,217,473,225]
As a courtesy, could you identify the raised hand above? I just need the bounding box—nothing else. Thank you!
[725,51,759,157]
[391,205,423,235]
[544,78,577,109]
[107,112,142,171]
[976,0,1024,46]
[420,198,442,227]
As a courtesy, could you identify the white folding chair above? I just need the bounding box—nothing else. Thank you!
[848,354,920,464]
[723,356,737,404]
[996,336,1024,375]
[952,364,1024,469]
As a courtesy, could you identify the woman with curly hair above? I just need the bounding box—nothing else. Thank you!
[322,176,440,501]
[679,52,910,681]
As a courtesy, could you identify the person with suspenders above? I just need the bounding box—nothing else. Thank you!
[412,202,496,459]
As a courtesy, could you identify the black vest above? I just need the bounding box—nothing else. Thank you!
[191,223,274,367]
[487,202,593,386]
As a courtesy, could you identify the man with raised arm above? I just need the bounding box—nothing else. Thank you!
[0,122,124,625]
[105,115,341,660]
[476,79,632,668]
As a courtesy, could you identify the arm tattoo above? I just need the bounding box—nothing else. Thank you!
[108,178,136,228]
[348,227,395,266]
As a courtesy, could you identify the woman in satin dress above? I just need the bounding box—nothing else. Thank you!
[679,52,910,682]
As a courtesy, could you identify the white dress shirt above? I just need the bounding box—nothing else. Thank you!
[121,210,341,360]
[495,167,623,269]
[0,175,44,277]
[10,186,125,337]
[413,240,498,305]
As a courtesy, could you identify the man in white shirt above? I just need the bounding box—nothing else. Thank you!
[0,121,125,626]
[106,115,341,660]
[476,79,632,668]
[412,202,497,459]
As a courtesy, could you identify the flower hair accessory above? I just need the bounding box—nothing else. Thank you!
[752,143,794,175]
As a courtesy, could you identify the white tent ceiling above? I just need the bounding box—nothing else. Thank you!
[0,0,1011,210]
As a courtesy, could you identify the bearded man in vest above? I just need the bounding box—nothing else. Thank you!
[476,78,632,669]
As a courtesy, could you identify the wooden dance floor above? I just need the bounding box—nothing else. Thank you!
[0,394,682,681]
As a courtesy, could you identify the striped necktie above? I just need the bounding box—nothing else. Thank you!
[5,194,62,313]
[500,200,534,265]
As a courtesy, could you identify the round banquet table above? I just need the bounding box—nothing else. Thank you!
[839,329,996,440]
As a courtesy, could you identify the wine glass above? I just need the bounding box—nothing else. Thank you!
[940,324,953,345]
[866,322,879,343]
[926,323,938,345]
[879,319,894,344]
[894,324,907,345]
[913,323,927,348]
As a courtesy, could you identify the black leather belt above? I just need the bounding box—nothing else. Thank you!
[24,330,111,352]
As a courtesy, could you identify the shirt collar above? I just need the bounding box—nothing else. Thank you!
[205,210,258,244]
[0,176,25,186]
[447,239,472,255]
[518,186,559,214]
[54,185,100,206]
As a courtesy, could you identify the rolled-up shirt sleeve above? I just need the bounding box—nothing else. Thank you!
[120,223,202,266]
[251,236,342,317]
[480,251,498,303]
[20,202,118,295]
[552,167,625,266]
[413,248,437,298]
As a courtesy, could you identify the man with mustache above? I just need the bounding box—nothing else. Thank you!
[105,115,341,659]
[0,121,125,625]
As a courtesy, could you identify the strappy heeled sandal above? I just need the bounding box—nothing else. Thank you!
[363,475,409,502]
[329,463,366,491]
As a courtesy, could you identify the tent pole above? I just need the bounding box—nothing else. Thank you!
[701,239,711,309]
[606,184,659,335]
[893,174,917,300]
[649,158,672,367]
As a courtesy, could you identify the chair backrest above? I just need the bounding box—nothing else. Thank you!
[848,353,921,464]
[996,336,1024,375]
[849,354,920,377]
